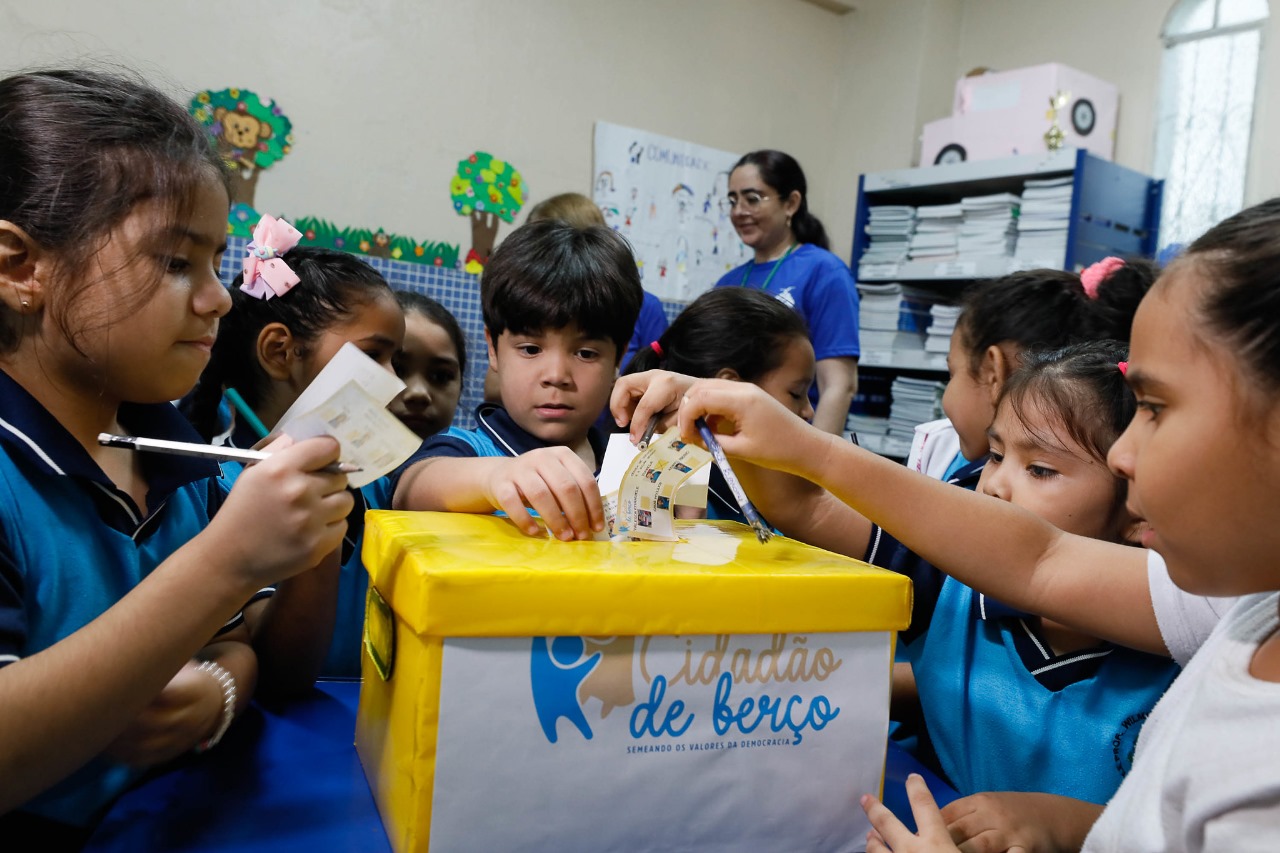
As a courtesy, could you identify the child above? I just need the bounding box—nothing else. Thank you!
[186,240,404,685]
[389,290,466,440]
[924,260,1156,482]
[623,286,814,522]
[897,341,1178,803]
[392,219,643,541]
[620,197,1280,851]
[525,191,669,369]
[716,149,860,435]
[0,69,349,837]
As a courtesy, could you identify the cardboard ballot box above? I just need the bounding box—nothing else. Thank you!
[921,62,1118,165]
[355,511,912,853]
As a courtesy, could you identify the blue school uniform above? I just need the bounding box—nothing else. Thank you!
[715,243,861,409]
[402,403,607,473]
[913,578,1180,802]
[866,451,1180,801]
[0,369,231,828]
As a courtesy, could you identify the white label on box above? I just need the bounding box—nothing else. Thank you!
[430,632,890,853]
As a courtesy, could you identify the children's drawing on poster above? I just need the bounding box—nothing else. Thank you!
[593,122,748,301]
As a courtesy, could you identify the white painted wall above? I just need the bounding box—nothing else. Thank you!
[2,0,1273,265]
[0,0,857,258]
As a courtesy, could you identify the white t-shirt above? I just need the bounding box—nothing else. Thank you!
[906,417,962,480]
[1083,591,1280,851]
[1148,549,1239,666]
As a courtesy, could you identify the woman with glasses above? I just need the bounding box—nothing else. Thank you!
[715,150,860,434]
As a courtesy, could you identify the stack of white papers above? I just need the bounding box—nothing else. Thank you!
[858,205,916,276]
[858,282,906,332]
[957,193,1020,261]
[925,303,962,355]
[857,282,943,354]
[1015,176,1073,267]
[909,204,964,262]
[888,376,947,443]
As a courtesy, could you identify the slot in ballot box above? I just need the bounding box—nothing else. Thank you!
[355,511,912,853]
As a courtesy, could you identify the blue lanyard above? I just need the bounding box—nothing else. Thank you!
[741,243,798,289]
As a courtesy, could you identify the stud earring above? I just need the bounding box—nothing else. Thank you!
[20,299,29,309]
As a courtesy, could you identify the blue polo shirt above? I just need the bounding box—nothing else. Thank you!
[0,369,229,828]
[716,243,860,409]
[913,578,1180,802]
[862,452,1180,801]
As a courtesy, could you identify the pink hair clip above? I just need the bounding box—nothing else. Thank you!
[650,340,663,357]
[241,214,302,300]
[1118,361,1128,377]
[1081,256,1126,300]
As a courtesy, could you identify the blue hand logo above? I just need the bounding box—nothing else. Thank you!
[530,636,601,743]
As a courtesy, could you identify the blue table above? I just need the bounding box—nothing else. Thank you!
[86,680,389,852]
[87,681,956,851]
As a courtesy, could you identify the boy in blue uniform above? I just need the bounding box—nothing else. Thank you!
[394,220,643,540]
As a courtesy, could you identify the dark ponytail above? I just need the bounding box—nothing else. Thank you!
[622,287,809,381]
[956,260,1157,372]
[185,247,394,440]
[732,150,829,251]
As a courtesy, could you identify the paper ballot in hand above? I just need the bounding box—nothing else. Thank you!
[273,342,421,488]
[596,429,712,541]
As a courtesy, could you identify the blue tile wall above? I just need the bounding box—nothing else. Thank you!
[222,236,690,431]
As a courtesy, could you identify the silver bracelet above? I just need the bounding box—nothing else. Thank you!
[194,659,237,753]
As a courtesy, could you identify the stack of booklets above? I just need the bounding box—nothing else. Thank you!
[856,283,928,354]
[957,193,1020,261]
[887,376,947,444]
[908,203,963,262]
[858,206,916,277]
[1015,176,1073,267]
[925,303,961,355]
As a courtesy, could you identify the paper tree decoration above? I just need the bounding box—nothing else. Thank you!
[450,151,525,273]
[191,88,294,208]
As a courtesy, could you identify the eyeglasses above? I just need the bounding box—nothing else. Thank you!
[722,191,771,213]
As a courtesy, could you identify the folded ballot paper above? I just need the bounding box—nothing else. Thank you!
[273,342,422,488]
[596,429,712,541]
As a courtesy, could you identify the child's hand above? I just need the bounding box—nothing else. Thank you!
[485,447,604,541]
[861,775,968,853]
[942,791,1101,853]
[212,436,354,587]
[676,379,829,475]
[103,659,223,767]
[610,370,698,445]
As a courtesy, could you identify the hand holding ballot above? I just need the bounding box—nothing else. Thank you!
[209,435,355,584]
[485,446,606,541]
[613,371,833,482]
[271,342,422,488]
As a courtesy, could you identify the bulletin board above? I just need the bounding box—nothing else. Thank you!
[593,121,749,301]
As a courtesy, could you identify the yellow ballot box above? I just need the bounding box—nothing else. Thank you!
[355,511,912,853]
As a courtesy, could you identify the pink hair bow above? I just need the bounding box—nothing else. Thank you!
[241,214,302,300]
[1080,256,1125,300]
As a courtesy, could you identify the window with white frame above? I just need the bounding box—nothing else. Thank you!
[1155,0,1268,248]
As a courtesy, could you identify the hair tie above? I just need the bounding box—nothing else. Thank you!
[1117,361,1128,377]
[1081,256,1126,300]
[241,214,302,300]
[650,340,663,357]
